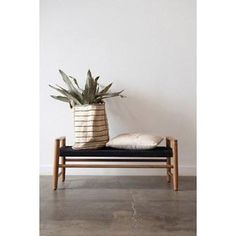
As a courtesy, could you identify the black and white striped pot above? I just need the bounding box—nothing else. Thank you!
[72,103,109,149]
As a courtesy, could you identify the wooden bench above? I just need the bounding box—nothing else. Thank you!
[53,136,179,191]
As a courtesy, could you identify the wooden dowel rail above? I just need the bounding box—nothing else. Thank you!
[64,158,168,162]
[58,164,173,168]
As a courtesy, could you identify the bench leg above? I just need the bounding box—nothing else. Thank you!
[53,139,60,190]
[60,138,66,182]
[172,140,179,191]
[62,157,66,182]
[166,158,171,183]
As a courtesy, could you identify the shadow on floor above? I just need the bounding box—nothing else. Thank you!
[43,176,196,191]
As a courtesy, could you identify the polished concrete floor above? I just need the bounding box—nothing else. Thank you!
[40,176,196,236]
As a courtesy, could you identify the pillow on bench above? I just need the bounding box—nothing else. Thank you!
[106,133,164,150]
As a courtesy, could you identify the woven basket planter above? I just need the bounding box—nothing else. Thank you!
[72,103,109,149]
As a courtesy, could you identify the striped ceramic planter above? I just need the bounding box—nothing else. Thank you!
[72,103,109,149]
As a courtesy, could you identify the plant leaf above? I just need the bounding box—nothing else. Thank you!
[99,83,112,94]
[69,76,83,92]
[84,70,98,104]
[57,82,84,105]
[96,90,124,98]
[95,90,124,102]
[87,70,92,79]
[59,70,80,94]
[50,95,70,103]
[49,84,80,105]
[55,84,83,105]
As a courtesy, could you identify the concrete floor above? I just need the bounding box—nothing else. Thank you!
[40,176,196,236]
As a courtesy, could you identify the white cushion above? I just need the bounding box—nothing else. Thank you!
[106,133,164,150]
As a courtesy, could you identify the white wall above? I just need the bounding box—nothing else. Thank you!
[40,0,196,175]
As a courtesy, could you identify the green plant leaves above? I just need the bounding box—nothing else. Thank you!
[95,90,124,103]
[59,70,77,93]
[99,83,112,94]
[83,70,99,104]
[69,75,83,92]
[50,95,69,102]
[49,84,80,105]
[49,69,125,107]
[58,70,84,104]
[50,95,73,108]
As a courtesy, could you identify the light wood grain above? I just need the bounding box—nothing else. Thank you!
[53,139,60,190]
[60,137,66,182]
[58,164,173,168]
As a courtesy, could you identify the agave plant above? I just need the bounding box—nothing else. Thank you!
[49,70,124,108]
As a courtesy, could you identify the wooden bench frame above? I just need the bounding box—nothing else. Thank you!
[53,136,179,191]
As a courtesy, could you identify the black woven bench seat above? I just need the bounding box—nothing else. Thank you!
[53,137,179,190]
[60,146,173,158]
